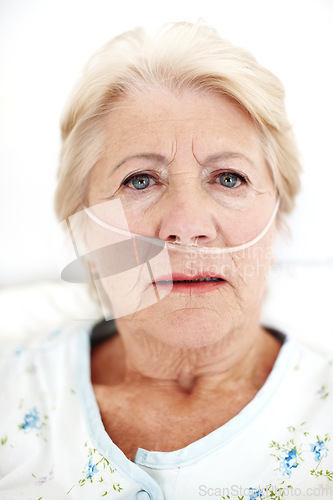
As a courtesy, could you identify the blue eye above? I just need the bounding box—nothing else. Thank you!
[218,173,241,188]
[125,174,155,190]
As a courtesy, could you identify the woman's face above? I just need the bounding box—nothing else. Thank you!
[87,89,277,348]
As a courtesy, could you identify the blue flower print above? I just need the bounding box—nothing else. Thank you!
[279,448,298,477]
[14,346,25,356]
[310,441,328,462]
[249,487,263,499]
[67,446,123,495]
[84,457,99,480]
[19,407,43,432]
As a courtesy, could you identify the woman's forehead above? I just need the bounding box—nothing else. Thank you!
[107,88,255,133]
[103,90,264,164]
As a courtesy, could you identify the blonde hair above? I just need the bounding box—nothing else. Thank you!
[55,21,301,225]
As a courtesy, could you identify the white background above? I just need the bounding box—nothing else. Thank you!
[0,0,332,286]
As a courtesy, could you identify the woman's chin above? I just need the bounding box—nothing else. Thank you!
[148,307,232,349]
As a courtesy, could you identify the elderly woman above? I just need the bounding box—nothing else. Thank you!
[0,22,332,500]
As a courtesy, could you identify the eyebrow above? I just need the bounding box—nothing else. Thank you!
[113,153,169,171]
[112,151,256,173]
[202,152,256,169]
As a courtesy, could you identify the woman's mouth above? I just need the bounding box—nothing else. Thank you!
[153,274,226,294]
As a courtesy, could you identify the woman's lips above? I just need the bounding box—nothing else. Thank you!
[153,273,227,294]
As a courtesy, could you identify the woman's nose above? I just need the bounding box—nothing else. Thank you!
[157,187,218,245]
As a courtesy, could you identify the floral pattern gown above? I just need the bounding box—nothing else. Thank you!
[0,323,332,500]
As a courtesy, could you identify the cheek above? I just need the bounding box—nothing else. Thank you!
[120,204,161,239]
[230,237,275,296]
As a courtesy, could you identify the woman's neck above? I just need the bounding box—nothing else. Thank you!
[91,323,282,398]
[91,323,282,460]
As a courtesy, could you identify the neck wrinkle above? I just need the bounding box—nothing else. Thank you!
[118,326,274,397]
